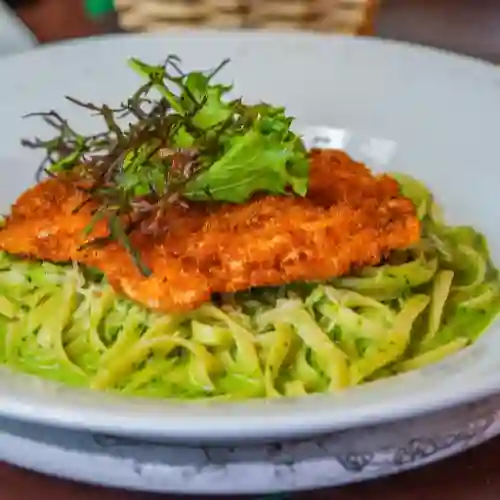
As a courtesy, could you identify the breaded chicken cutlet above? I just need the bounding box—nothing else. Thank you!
[0,150,421,312]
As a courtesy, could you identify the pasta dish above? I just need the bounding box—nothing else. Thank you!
[0,56,497,400]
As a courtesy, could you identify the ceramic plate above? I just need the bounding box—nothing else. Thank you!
[2,394,500,494]
[0,31,499,443]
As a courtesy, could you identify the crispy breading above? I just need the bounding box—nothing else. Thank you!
[0,150,421,312]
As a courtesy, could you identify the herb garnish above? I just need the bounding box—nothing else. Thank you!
[21,55,309,275]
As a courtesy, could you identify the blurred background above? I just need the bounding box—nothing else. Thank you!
[2,0,500,63]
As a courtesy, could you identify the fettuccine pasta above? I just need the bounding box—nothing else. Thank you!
[0,174,497,400]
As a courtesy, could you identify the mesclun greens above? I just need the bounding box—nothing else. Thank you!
[21,55,309,275]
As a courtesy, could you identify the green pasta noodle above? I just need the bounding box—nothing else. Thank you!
[0,174,498,400]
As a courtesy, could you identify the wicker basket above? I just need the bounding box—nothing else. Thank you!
[114,0,379,35]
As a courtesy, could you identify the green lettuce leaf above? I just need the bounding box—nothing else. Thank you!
[130,57,309,204]
[184,128,308,202]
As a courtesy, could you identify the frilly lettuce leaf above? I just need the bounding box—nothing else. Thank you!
[184,128,308,202]
[130,57,309,203]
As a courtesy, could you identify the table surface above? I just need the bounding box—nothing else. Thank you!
[2,0,500,498]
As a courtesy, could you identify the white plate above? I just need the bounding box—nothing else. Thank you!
[0,1,37,57]
[0,31,499,443]
[2,394,500,494]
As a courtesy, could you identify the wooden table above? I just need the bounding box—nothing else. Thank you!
[3,0,500,498]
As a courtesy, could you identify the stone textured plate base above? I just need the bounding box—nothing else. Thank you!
[2,395,500,495]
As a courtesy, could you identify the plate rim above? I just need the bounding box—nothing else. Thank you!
[1,29,498,71]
